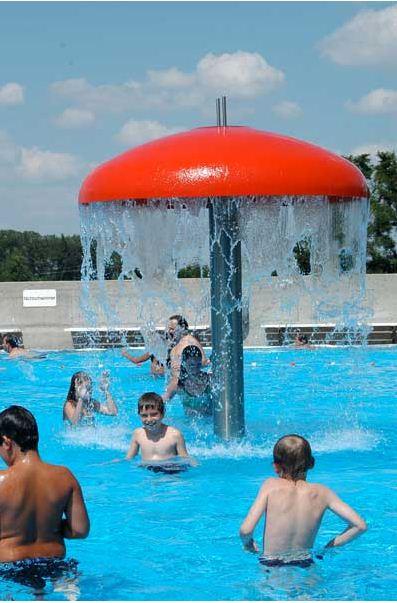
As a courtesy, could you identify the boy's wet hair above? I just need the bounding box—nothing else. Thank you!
[138,392,165,415]
[3,334,19,348]
[0,405,39,452]
[298,334,308,344]
[169,314,189,331]
[273,434,315,481]
[181,345,202,361]
[66,371,92,402]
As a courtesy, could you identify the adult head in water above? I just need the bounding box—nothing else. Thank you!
[167,315,189,345]
[179,345,204,382]
[2,334,29,358]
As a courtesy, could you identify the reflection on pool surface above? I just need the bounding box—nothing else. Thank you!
[0,346,396,600]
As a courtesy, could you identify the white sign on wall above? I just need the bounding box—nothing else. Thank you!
[23,289,57,308]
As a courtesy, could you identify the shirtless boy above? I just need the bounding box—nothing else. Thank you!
[0,405,90,564]
[125,392,190,466]
[240,434,367,567]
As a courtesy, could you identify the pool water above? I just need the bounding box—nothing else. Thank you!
[0,346,396,600]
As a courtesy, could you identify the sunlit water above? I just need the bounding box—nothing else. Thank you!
[0,346,396,600]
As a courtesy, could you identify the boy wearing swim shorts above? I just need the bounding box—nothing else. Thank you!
[240,434,367,566]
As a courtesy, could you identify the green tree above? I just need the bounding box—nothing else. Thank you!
[346,152,397,273]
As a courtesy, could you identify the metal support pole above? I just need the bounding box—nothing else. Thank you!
[216,98,221,127]
[209,198,245,440]
[221,96,227,127]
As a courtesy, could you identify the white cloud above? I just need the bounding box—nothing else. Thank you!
[0,131,82,233]
[319,5,397,66]
[347,89,397,115]
[54,107,95,129]
[51,77,149,114]
[115,119,183,147]
[51,51,285,114]
[0,129,83,184]
[0,82,24,105]
[147,67,195,89]
[272,100,302,119]
[350,142,396,162]
[16,147,81,181]
[196,51,284,97]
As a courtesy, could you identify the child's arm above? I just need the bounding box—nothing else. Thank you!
[121,349,151,365]
[175,430,189,458]
[239,479,271,553]
[163,353,181,401]
[162,376,179,401]
[325,488,367,548]
[97,390,118,416]
[125,430,140,460]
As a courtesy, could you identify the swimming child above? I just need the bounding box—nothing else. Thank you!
[239,434,367,567]
[63,371,118,425]
[163,345,212,416]
[125,392,192,471]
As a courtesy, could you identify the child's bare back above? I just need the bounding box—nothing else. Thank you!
[240,435,367,565]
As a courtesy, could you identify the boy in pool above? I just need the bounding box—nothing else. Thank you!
[125,392,192,472]
[239,434,367,567]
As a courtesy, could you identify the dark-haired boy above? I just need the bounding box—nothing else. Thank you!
[125,392,190,463]
[240,434,367,567]
[0,405,90,563]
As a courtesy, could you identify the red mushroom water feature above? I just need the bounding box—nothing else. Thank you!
[78,103,369,440]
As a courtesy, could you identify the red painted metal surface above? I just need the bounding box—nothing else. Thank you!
[79,126,368,204]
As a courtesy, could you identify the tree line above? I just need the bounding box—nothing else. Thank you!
[0,152,396,281]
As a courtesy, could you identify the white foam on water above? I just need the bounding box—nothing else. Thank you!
[310,427,381,453]
[189,427,381,459]
[60,424,130,451]
[189,440,273,459]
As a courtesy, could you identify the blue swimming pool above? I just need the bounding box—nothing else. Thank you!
[0,346,396,600]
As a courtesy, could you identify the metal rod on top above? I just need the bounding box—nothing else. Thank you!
[222,96,227,127]
[216,98,221,127]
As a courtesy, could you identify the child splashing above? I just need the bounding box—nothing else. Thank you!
[63,371,118,425]
[240,434,367,567]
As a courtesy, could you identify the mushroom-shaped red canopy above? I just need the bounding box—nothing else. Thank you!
[79,126,368,204]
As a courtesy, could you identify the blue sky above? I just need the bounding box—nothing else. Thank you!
[0,1,396,234]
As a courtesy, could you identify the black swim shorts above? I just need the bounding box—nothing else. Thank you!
[259,557,314,569]
[0,557,79,591]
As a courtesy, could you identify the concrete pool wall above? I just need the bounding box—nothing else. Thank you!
[0,275,396,349]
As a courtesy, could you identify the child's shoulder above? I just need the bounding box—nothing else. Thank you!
[309,481,335,496]
[133,426,145,438]
[165,424,183,438]
[263,476,282,488]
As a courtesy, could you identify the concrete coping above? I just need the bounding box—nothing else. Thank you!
[65,325,210,332]
[0,328,22,332]
[261,323,397,328]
